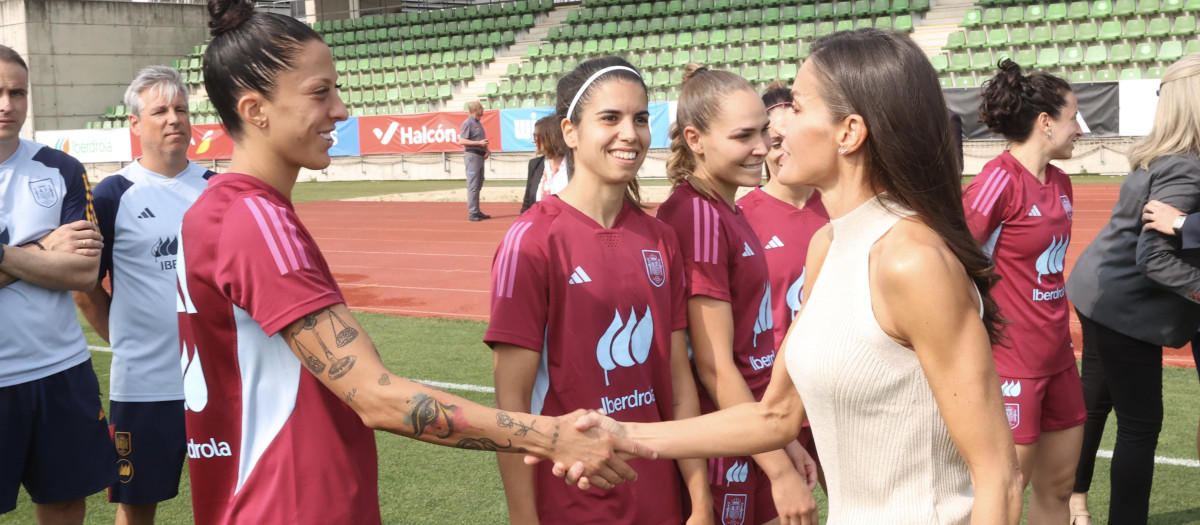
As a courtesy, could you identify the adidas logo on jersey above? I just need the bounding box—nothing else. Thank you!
[1028,205,1042,217]
[765,236,785,249]
[742,242,755,257]
[568,266,592,284]
[1001,380,1022,397]
[137,207,156,219]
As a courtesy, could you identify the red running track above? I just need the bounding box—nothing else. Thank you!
[297,185,1195,367]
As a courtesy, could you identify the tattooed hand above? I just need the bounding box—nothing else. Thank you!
[523,409,655,491]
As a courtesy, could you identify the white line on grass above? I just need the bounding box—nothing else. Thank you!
[90,346,1200,467]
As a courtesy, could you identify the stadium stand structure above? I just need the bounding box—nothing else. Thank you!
[83,0,1190,128]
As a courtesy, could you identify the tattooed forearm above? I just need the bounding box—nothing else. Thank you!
[328,308,359,347]
[343,388,357,403]
[409,394,459,439]
[455,437,514,451]
[496,411,543,437]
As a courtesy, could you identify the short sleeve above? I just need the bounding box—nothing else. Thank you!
[214,195,342,336]
[662,196,732,302]
[962,163,1017,243]
[484,220,550,351]
[459,119,471,140]
[90,176,132,280]
[664,228,688,332]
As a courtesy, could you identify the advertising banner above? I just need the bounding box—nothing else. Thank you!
[358,110,502,155]
[34,128,133,163]
[946,83,1119,140]
[129,123,235,161]
[500,107,556,152]
[329,117,361,157]
[649,102,672,149]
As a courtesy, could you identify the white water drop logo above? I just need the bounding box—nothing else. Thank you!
[786,268,805,320]
[1035,235,1069,284]
[596,307,654,386]
[753,283,773,348]
[726,461,749,484]
[1001,380,1022,398]
[180,341,208,412]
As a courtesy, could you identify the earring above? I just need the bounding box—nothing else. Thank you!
[837,147,847,155]
[1046,129,1053,140]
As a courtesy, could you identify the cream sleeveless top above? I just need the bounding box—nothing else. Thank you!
[785,195,973,524]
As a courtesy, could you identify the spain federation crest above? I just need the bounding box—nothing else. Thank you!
[115,432,132,456]
[1006,403,1020,430]
[1059,195,1073,221]
[642,250,666,288]
[722,494,747,525]
[29,179,57,208]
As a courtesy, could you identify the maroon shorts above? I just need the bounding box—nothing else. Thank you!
[708,456,777,525]
[999,365,1086,445]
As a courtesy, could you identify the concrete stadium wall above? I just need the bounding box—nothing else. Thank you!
[0,0,209,137]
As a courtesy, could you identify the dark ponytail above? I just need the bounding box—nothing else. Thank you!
[203,0,322,138]
[979,58,1071,142]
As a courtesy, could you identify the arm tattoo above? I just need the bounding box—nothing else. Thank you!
[290,308,357,380]
[409,394,459,439]
[455,437,514,451]
[496,411,543,437]
[343,388,357,403]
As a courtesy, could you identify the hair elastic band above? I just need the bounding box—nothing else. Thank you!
[566,66,641,121]
[765,101,792,112]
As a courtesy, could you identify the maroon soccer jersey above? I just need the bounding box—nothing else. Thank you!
[484,196,688,525]
[964,152,1075,377]
[737,188,830,352]
[656,181,775,410]
[176,174,379,525]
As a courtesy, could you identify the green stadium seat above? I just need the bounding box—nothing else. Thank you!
[939,76,954,88]
[780,62,798,80]
[894,14,913,31]
[970,50,995,71]
[1159,40,1184,60]
[1025,4,1045,21]
[1146,66,1165,78]
[1070,1,1099,18]
[1109,42,1133,63]
[1136,0,1159,14]
[1051,23,1075,43]
[1077,22,1105,41]
[797,23,815,39]
[1036,47,1061,67]
[817,21,836,36]
[1045,2,1068,20]
[855,18,874,29]
[1147,16,1172,36]
[1123,19,1146,38]
[1097,20,1122,40]
[1002,6,1024,22]
[1009,26,1031,45]
[956,75,977,88]
[1121,67,1144,79]
[874,15,893,30]
[966,29,987,48]
[1131,42,1157,62]
[948,52,970,72]
[1014,48,1037,68]
[962,9,982,26]
[1171,14,1197,34]
[1094,68,1118,81]
[891,0,912,13]
[929,54,949,72]
[1070,70,1093,82]
[982,7,1003,24]
[986,28,1009,47]
[835,19,854,32]
[1031,25,1053,44]
[799,4,817,20]
[1187,38,1200,54]
[1188,0,1200,10]
[1083,44,1109,65]
[1060,46,1084,66]
[1163,0,1185,11]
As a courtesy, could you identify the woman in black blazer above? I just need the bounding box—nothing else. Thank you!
[1066,54,1200,525]
[521,115,569,213]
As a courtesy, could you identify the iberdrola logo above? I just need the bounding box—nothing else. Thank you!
[193,130,215,155]
[54,138,70,154]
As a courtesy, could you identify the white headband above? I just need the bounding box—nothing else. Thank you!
[565,66,642,121]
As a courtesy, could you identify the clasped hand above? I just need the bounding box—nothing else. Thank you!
[525,409,648,491]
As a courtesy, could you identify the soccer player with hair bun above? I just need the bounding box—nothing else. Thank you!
[964,58,1084,524]
[655,63,817,525]
[735,82,829,487]
[176,3,653,524]
[487,56,712,525]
